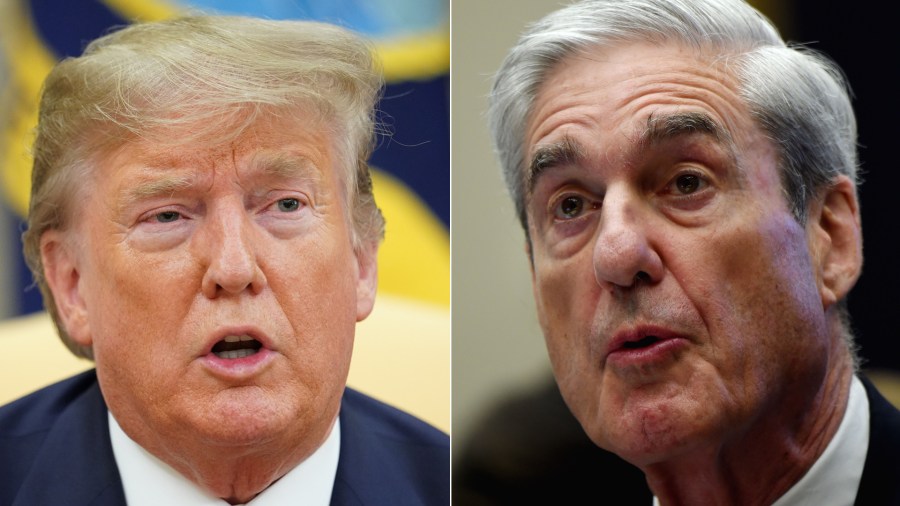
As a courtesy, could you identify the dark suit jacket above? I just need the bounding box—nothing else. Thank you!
[0,370,449,505]
[855,376,900,505]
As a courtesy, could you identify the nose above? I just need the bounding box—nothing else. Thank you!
[200,203,267,298]
[592,188,663,291]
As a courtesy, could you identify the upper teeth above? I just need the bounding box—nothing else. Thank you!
[223,335,254,343]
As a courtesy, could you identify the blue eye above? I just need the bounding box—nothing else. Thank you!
[156,211,181,223]
[276,198,301,212]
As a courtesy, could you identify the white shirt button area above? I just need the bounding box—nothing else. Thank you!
[652,376,869,506]
[109,411,341,505]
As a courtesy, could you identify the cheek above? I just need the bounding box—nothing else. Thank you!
[689,214,826,388]
[83,242,197,344]
[533,244,598,321]
[533,252,602,391]
[268,237,359,349]
[534,262,612,453]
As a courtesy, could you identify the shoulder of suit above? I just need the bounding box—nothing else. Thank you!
[341,387,449,447]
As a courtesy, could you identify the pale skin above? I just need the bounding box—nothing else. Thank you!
[40,114,378,504]
[524,43,862,505]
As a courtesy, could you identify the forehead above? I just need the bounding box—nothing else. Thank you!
[525,42,763,169]
[93,113,338,182]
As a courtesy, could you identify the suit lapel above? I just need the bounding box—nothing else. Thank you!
[330,390,371,506]
[854,375,900,505]
[13,377,126,506]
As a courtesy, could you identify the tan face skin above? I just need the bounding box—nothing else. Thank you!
[525,43,861,503]
[40,115,378,503]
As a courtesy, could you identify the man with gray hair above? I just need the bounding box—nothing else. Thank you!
[0,16,448,505]
[487,0,900,503]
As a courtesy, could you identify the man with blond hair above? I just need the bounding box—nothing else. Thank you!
[0,16,448,505]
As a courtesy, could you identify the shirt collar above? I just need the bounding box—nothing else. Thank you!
[652,375,869,505]
[770,374,869,506]
[109,411,341,506]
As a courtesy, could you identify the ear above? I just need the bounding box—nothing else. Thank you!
[354,241,379,321]
[807,175,862,309]
[41,230,93,347]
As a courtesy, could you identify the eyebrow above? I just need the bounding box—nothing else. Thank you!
[527,135,584,195]
[119,152,325,207]
[526,111,736,195]
[120,171,197,211]
[255,152,323,183]
[639,111,732,148]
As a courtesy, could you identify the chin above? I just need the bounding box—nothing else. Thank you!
[587,388,718,467]
[185,388,308,446]
[602,418,699,467]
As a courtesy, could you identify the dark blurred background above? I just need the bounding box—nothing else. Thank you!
[781,0,900,372]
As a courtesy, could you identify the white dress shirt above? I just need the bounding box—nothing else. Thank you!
[109,412,340,506]
[653,376,869,505]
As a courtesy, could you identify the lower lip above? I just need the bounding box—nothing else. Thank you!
[605,337,688,369]
[201,348,275,378]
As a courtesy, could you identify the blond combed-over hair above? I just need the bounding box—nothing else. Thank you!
[23,16,386,359]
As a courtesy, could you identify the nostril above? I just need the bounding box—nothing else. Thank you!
[634,271,651,283]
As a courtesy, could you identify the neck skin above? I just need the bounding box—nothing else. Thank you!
[645,326,855,506]
[122,415,337,504]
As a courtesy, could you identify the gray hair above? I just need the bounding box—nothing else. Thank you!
[489,0,858,229]
[24,16,385,359]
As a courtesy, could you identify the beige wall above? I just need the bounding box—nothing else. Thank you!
[451,0,563,448]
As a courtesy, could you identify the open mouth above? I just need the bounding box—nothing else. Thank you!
[211,335,263,359]
[621,335,662,349]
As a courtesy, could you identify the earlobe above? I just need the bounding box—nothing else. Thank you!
[809,176,862,309]
[40,231,92,346]
[355,241,379,321]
